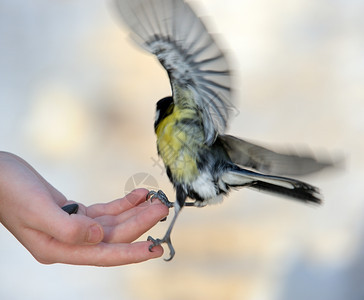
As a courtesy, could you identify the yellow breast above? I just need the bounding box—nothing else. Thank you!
[156,105,201,183]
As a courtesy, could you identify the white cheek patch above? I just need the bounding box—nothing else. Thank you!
[155,110,160,122]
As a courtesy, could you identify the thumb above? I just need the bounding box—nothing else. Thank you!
[31,204,104,245]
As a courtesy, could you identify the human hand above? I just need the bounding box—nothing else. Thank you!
[0,152,169,266]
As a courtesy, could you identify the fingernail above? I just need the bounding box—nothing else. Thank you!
[87,224,103,244]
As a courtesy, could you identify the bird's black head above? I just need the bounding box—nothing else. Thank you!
[154,96,174,131]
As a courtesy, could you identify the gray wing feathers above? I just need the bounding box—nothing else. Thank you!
[115,0,233,145]
[219,135,333,176]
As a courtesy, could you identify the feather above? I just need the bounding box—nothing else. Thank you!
[222,167,321,204]
[219,135,333,176]
[114,0,234,145]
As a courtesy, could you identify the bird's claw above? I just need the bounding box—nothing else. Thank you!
[148,235,175,261]
[147,190,174,208]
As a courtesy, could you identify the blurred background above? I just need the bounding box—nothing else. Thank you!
[0,0,363,299]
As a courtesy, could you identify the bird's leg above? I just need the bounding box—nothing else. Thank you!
[184,201,207,207]
[148,203,183,261]
[146,190,174,208]
[148,187,187,260]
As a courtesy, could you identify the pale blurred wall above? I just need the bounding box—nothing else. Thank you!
[1,0,364,299]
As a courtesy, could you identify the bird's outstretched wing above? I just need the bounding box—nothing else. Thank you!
[115,0,233,145]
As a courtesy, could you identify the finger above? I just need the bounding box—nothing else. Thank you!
[94,200,160,227]
[102,201,169,243]
[26,196,104,245]
[86,188,149,218]
[28,233,163,266]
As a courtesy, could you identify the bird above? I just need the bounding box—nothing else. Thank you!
[114,0,331,261]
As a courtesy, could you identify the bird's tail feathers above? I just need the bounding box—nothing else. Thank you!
[222,167,322,204]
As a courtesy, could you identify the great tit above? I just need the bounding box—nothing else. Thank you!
[115,0,330,260]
